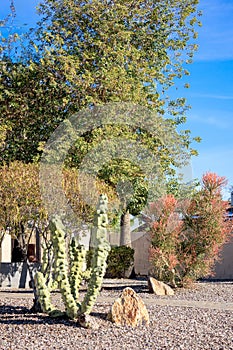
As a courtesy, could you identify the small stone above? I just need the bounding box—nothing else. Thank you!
[147,277,174,296]
[78,313,99,329]
[107,287,150,327]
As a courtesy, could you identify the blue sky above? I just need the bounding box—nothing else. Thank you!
[1,0,233,199]
[185,0,233,199]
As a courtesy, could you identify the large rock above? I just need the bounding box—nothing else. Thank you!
[108,287,150,327]
[148,277,174,296]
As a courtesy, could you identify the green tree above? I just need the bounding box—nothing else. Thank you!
[34,0,201,244]
[0,60,76,163]
[34,0,200,111]
[0,0,201,244]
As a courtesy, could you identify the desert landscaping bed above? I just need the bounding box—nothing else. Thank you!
[0,280,233,350]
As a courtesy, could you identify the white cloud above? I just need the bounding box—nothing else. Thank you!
[191,93,233,100]
[189,113,231,129]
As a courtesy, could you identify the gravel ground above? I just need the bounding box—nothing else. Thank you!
[101,279,233,303]
[0,281,233,350]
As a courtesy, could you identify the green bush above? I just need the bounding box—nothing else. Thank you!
[105,246,134,278]
[86,246,134,278]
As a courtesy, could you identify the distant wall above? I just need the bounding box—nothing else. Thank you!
[131,231,233,280]
[210,236,233,280]
[131,231,152,276]
[102,229,233,279]
[1,232,232,289]
[0,234,12,263]
[0,263,40,288]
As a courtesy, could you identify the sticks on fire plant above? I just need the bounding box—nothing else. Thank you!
[149,172,232,287]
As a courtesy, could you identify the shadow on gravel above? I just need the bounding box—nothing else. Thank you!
[102,284,148,293]
[90,311,108,320]
[0,310,79,327]
[0,305,108,327]
[0,305,30,315]
[199,279,233,283]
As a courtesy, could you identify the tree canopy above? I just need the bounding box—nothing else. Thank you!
[0,1,202,243]
[0,0,201,162]
[0,160,117,250]
[34,0,200,111]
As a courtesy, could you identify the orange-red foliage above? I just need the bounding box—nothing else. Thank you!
[149,172,233,287]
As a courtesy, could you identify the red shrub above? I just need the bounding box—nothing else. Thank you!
[149,173,233,287]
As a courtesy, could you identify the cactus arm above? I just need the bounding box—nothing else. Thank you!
[50,216,80,319]
[81,194,110,315]
[34,271,59,316]
[81,243,110,315]
[69,240,87,302]
[41,241,56,290]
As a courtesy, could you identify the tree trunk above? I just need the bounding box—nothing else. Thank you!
[26,259,43,313]
[120,210,131,247]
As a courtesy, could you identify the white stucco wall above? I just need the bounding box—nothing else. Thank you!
[0,234,12,263]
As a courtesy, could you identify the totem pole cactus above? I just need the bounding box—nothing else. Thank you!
[34,194,111,327]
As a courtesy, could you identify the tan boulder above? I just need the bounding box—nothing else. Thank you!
[148,277,174,296]
[108,287,150,327]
